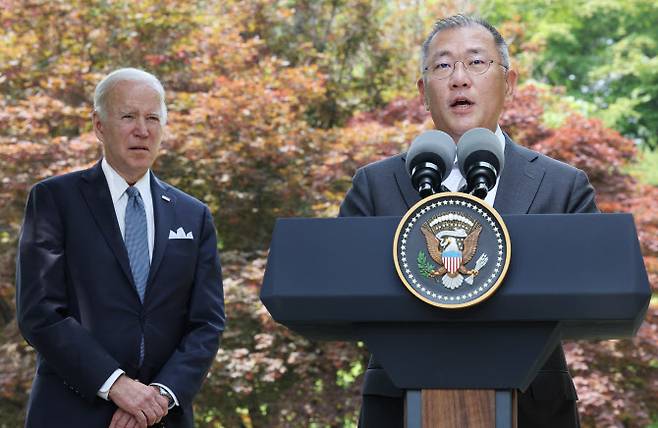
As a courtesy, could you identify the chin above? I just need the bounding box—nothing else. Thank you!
[449,126,475,139]
[441,120,478,137]
[126,161,151,173]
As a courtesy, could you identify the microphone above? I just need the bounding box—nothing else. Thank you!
[457,128,505,199]
[405,130,456,198]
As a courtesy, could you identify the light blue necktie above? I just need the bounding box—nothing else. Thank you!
[124,186,149,364]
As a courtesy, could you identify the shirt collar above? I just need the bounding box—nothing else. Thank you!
[101,158,151,204]
[494,124,506,153]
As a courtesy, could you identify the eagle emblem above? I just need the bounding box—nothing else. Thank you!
[419,212,488,289]
[394,193,510,308]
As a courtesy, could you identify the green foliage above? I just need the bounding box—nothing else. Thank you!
[417,250,436,278]
[336,361,364,389]
[626,147,658,186]
[484,0,658,149]
[236,0,431,127]
[0,1,657,427]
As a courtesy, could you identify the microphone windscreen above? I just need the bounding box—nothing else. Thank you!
[457,128,504,176]
[405,130,456,179]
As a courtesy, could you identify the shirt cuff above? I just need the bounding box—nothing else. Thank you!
[150,383,179,409]
[97,369,124,400]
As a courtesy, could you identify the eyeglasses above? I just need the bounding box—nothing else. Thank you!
[423,58,508,80]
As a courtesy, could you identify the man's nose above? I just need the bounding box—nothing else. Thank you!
[450,61,472,88]
[134,117,149,136]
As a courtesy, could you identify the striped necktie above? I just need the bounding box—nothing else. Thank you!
[124,186,149,364]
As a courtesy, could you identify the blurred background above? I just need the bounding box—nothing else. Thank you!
[0,0,656,426]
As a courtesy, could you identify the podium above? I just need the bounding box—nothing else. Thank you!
[260,214,650,427]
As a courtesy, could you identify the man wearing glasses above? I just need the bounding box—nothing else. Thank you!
[339,14,597,428]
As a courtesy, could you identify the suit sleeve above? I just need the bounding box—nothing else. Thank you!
[151,205,225,408]
[338,167,375,217]
[567,169,599,214]
[16,183,120,400]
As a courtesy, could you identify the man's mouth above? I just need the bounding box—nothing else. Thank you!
[129,146,149,152]
[450,97,474,108]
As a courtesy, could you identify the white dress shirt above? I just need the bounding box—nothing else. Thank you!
[101,158,155,259]
[96,159,178,408]
[441,125,505,206]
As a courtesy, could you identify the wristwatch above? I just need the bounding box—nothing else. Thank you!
[157,386,175,409]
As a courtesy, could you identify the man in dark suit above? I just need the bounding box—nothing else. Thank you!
[339,15,597,428]
[16,68,225,428]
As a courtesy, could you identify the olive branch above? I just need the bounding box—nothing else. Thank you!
[417,250,436,278]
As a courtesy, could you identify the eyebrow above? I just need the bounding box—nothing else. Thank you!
[430,47,485,61]
[117,108,160,117]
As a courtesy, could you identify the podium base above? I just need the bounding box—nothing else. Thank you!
[404,389,517,428]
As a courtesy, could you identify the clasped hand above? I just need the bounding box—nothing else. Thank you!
[108,375,169,428]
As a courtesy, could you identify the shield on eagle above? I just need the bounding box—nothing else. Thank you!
[442,250,462,274]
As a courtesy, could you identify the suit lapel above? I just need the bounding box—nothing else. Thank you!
[393,136,544,214]
[147,173,175,289]
[394,154,421,210]
[79,162,135,289]
[494,136,545,214]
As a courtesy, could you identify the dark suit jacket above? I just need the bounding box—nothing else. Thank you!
[339,136,597,428]
[16,161,225,428]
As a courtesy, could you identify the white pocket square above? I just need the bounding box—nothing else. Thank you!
[169,227,193,240]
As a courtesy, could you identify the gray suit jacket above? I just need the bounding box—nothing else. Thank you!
[339,136,597,426]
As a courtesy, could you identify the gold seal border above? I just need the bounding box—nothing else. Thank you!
[393,192,511,309]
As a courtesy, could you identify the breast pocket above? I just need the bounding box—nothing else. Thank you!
[156,239,198,290]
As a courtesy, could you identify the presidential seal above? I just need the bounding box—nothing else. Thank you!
[393,193,511,309]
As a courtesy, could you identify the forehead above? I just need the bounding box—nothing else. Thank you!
[107,81,161,112]
[427,25,498,59]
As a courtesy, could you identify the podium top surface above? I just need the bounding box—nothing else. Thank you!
[261,214,650,340]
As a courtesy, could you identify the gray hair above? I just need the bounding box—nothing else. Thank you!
[420,14,510,75]
[93,68,167,125]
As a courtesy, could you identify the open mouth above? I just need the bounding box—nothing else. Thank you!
[450,97,474,108]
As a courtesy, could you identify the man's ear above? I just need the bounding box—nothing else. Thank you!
[417,77,429,111]
[92,111,104,143]
[505,68,518,99]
